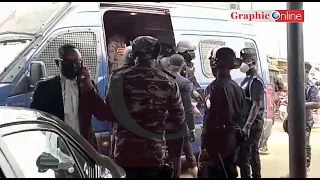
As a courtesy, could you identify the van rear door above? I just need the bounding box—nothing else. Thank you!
[100,2,176,49]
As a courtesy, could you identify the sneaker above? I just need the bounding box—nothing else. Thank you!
[259,148,270,155]
[307,168,310,177]
[188,167,198,178]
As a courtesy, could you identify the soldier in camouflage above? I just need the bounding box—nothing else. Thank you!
[109,45,135,158]
[105,36,185,178]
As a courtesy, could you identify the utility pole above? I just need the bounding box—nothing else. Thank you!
[286,2,306,178]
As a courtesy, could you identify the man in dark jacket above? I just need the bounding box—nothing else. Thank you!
[167,54,197,178]
[30,44,110,149]
[105,36,185,178]
[200,46,245,178]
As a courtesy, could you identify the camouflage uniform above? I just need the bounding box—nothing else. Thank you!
[305,81,320,169]
[106,36,185,173]
[109,46,135,158]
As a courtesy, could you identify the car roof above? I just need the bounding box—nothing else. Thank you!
[0,106,61,126]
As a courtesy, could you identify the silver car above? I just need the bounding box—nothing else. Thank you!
[0,106,125,178]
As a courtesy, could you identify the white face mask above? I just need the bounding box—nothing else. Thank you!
[239,63,250,73]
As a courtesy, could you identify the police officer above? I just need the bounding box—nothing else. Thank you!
[176,40,205,103]
[200,46,245,178]
[166,54,197,178]
[237,48,265,178]
[105,36,185,178]
[283,62,320,177]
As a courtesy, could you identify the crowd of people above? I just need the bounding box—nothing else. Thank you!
[29,35,320,178]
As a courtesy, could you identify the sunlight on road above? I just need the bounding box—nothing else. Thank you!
[181,121,320,178]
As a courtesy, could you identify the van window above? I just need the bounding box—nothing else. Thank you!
[35,31,99,79]
[103,10,175,74]
[245,39,261,74]
[199,39,226,77]
[199,37,261,79]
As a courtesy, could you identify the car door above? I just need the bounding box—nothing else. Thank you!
[0,138,25,178]
[0,127,85,178]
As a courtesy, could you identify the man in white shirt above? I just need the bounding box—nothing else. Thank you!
[31,44,112,149]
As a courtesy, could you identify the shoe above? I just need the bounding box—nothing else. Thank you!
[188,167,198,178]
[259,148,270,155]
[307,168,310,177]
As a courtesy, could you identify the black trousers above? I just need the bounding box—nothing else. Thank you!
[183,137,197,168]
[237,128,263,178]
[123,167,173,178]
[199,150,239,178]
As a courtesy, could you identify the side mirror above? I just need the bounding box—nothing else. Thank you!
[29,61,46,89]
[36,152,76,174]
[36,152,59,173]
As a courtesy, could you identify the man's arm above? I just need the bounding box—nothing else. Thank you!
[306,86,320,110]
[85,87,116,122]
[181,81,195,131]
[244,79,264,129]
[166,82,185,134]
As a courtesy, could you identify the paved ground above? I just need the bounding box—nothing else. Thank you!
[181,121,320,178]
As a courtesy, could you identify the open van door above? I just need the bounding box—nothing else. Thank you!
[99,2,177,156]
[100,2,176,72]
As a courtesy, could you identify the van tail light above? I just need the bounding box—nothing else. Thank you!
[102,140,110,147]
[265,84,275,119]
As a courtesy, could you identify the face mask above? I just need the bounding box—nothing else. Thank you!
[239,63,250,73]
[61,61,80,79]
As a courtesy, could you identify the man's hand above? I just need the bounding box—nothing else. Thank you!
[192,105,203,118]
[189,129,196,142]
[198,149,209,162]
[78,67,94,92]
[193,90,204,104]
[242,123,251,137]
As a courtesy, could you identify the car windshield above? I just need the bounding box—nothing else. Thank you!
[0,40,31,73]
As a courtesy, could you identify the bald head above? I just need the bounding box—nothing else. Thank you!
[58,44,81,59]
[169,54,185,72]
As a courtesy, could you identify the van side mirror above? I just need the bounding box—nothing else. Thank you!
[29,61,46,89]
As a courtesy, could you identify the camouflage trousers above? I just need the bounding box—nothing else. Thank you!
[306,121,313,169]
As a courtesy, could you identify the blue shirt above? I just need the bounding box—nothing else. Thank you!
[305,81,320,122]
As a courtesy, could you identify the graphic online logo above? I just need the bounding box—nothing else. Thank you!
[230,10,304,22]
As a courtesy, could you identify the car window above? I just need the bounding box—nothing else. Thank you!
[1,130,82,178]
[68,145,112,178]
